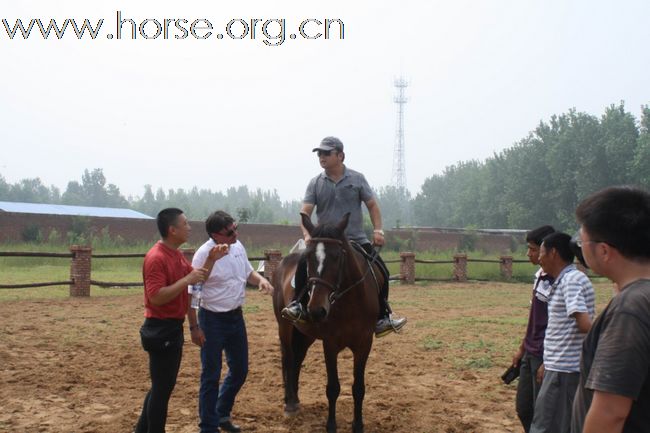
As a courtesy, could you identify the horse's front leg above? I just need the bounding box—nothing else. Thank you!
[323,341,341,433]
[351,338,372,433]
[280,324,314,415]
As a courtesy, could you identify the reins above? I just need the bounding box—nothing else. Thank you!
[305,238,382,305]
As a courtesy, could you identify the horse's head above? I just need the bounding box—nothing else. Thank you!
[300,212,350,322]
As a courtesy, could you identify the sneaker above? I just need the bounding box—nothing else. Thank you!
[218,420,242,433]
[281,301,308,323]
[375,316,407,338]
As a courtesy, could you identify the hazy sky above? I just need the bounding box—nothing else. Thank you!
[2,0,649,202]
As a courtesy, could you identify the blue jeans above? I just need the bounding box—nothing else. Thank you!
[198,307,248,433]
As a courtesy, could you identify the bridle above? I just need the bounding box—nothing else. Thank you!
[305,237,377,305]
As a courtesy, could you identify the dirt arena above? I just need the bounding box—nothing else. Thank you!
[0,283,539,433]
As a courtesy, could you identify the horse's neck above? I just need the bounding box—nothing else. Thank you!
[342,242,366,284]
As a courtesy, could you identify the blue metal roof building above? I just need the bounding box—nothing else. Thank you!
[0,201,153,219]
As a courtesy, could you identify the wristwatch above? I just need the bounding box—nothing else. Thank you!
[373,229,385,236]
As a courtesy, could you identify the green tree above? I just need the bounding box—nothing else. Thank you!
[237,207,251,222]
[632,105,650,188]
[9,178,54,203]
[597,102,639,186]
[0,174,11,200]
[61,168,127,207]
[61,181,85,205]
[376,185,412,229]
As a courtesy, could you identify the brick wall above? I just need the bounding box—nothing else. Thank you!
[0,212,160,244]
[389,228,517,254]
[0,212,519,253]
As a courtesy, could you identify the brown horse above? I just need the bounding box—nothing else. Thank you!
[272,213,381,433]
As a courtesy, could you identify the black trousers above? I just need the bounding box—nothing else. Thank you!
[294,242,390,319]
[135,318,184,433]
[516,351,544,432]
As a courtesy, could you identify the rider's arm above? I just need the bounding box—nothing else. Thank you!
[365,199,384,246]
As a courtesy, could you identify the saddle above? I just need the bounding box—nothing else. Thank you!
[349,241,389,287]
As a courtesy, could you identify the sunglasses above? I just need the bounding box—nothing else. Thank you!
[220,223,238,237]
[317,150,335,157]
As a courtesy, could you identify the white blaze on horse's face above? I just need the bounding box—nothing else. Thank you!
[316,242,326,276]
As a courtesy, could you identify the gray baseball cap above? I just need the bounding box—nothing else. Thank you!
[312,136,344,152]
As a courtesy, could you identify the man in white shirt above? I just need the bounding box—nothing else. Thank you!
[189,210,273,433]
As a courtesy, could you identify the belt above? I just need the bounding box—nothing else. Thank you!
[202,306,242,316]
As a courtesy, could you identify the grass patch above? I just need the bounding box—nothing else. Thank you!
[460,339,493,351]
[420,335,444,351]
[465,356,493,369]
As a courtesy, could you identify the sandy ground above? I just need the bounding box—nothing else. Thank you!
[0,283,525,433]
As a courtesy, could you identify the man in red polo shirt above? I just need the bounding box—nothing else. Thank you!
[135,208,223,433]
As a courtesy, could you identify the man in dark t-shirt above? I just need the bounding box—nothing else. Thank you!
[512,225,555,433]
[571,186,650,433]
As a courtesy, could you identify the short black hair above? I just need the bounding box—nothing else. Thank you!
[526,225,556,246]
[542,232,575,264]
[576,186,650,261]
[205,210,234,237]
[157,208,184,238]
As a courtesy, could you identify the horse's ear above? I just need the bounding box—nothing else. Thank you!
[300,212,315,235]
[336,212,351,233]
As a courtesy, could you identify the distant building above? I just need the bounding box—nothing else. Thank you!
[0,201,152,219]
[0,201,155,244]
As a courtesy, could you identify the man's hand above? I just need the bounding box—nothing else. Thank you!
[512,347,524,367]
[185,267,208,285]
[208,243,230,261]
[258,277,274,295]
[372,231,385,246]
[536,363,545,384]
[190,327,205,347]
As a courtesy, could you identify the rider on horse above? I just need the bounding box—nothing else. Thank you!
[281,136,407,337]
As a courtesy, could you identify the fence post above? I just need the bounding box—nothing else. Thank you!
[70,245,92,297]
[264,249,283,284]
[400,252,416,284]
[500,256,513,280]
[453,254,468,281]
[181,248,195,265]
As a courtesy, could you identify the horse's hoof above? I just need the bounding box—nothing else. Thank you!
[283,403,300,417]
[326,421,337,433]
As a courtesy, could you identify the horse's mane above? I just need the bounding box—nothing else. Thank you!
[311,222,345,240]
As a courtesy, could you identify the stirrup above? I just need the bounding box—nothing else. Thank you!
[375,316,407,338]
[281,303,308,324]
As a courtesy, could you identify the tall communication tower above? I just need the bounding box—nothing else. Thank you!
[392,77,408,191]
[391,76,411,226]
